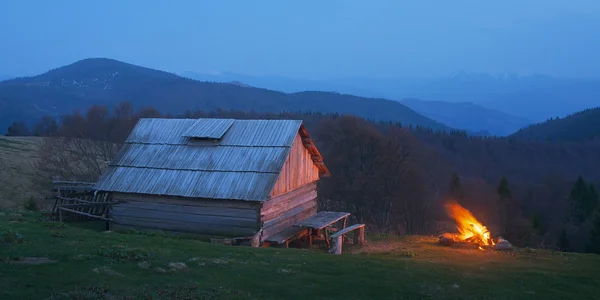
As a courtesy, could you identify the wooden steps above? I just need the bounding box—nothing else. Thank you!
[264,226,309,248]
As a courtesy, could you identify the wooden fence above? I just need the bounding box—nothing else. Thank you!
[51,181,114,222]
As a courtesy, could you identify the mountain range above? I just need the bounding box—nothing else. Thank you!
[0,58,449,133]
[330,72,600,122]
[4,59,598,138]
[182,71,600,134]
[398,99,531,136]
[511,107,600,141]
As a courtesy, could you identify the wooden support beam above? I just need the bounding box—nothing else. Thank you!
[59,202,113,209]
[57,207,112,221]
[55,196,113,204]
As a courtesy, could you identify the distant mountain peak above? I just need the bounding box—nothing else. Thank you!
[0,58,452,134]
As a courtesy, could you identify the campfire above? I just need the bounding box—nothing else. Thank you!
[439,201,511,251]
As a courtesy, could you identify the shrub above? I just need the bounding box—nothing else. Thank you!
[96,245,155,262]
[1,230,25,244]
[23,196,38,212]
[40,220,68,229]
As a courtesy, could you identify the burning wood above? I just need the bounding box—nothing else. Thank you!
[439,201,512,250]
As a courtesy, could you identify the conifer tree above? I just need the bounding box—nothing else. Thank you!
[558,228,570,252]
[587,211,600,254]
[448,173,463,202]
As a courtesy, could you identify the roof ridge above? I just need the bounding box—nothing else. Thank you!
[123,142,293,148]
[107,165,281,174]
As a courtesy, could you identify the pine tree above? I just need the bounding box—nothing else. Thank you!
[448,173,463,202]
[587,211,600,254]
[568,176,596,223]
[497,176,512,200]
[496,176,512,235]
[558,228,570,252]
[588,184,599,212]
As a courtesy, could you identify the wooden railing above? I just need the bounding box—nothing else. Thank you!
[50,181,114,222]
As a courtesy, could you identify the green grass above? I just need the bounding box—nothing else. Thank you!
[2,212,600,299]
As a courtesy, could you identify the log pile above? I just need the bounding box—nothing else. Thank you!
[438,233,513,251]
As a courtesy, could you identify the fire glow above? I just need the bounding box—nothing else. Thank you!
[445,201,495,249]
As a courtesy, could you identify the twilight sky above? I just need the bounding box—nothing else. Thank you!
[1,0,599,79]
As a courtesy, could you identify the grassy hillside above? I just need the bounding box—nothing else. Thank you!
[0,136,45,209]
[0,58,450,133]
[1,212,599,299]
[512,107,600,141]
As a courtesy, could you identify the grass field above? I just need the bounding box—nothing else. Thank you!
[2,211,600,300]
[0,136,45,209]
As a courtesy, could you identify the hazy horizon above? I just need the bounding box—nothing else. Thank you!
[2,0,600,80]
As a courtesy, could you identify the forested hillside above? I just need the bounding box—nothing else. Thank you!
[0,58,449,133]
[19,103,600,254]
[511,107,600,141]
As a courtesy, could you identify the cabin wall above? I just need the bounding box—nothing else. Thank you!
[270,133,320,197]
[260,182,318,240]
[110,193,261,238]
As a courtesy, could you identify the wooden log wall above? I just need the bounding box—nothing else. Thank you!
[110,193,262,238]
[270,133,320,197]
[260,182,318,241]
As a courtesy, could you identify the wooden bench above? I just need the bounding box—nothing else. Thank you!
[264,226,309,248]
[328,224,365,254]
[295,211,350,248]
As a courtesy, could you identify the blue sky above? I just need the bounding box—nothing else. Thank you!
[1,0,599,79]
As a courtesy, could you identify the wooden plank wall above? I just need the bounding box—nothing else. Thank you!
[260,182,318,240]
[270,133,320,197]
[111,193,261,238]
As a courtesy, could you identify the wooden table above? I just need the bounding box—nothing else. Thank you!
[294,211,350,248]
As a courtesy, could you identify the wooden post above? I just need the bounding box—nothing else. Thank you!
[58,209,63,222]
[329,236,343,254]
[357,227,365,245]
[341,217,347,243]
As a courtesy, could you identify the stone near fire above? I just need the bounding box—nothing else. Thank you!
[493,237,513,251]
[439,233,456,246]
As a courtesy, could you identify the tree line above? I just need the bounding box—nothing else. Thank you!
[11,101,600,254]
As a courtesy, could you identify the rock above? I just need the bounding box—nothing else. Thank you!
[439,233,456,246]
[92,266,123,277]
[494,237,513,251]
[137,261,151,269]
[167,262,188,271]
[4,257,56,265]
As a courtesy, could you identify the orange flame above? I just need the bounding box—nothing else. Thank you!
[445,201,495,247]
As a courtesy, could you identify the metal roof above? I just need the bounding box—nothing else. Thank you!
[95,118,328,201]
[182,118,234,139]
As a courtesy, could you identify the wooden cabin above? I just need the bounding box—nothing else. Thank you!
[94,118,330,246]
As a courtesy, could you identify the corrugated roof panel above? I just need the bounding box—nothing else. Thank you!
[111,144,289,173]
[95,167,278,201]
[182,118,235,139]
[126,118,197,145]
[219,120,302,147]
